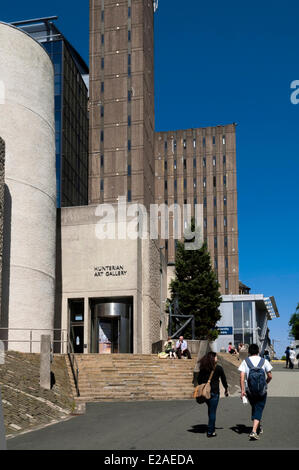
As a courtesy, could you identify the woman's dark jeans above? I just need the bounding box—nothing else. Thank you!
[206,393,220,434]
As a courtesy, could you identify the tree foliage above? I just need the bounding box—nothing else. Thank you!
[289,303,299,340]
[169,236,222,341]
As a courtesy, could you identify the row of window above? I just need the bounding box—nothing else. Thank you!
[101,6,132,21]
[164,176,227,190]
[100,30,132,44]
[101,56,132,74]
[164,136,226,150]
[214,257,229,268]
[164,155,226,169]
[214,237,229,249]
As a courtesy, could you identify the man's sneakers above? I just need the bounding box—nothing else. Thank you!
[249,431,259,440]
[207,432,217,438]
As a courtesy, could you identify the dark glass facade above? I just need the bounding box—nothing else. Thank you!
[44,41,89,207]
[14,19,89,208]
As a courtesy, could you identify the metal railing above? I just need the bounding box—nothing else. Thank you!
[67,327,80,397]
[0,327,80,397]
[0,328,67,353]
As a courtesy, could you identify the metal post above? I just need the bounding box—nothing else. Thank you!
[30,330,32,353]
[40,335,51,390]
[192,317,195,340]
[0,387,6,450]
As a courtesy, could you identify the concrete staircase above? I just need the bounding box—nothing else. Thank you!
[67,354,198,402]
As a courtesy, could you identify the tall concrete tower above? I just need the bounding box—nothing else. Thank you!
[0,23,56,352]
[89,0,155,209]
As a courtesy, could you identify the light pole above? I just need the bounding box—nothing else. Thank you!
[272,339,280,358]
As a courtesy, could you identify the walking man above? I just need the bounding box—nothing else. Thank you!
[285,346,290,368]
[238,343,272,440]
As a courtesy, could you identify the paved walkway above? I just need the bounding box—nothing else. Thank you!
[7,364,299,450]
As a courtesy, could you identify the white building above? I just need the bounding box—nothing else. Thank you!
[215,294,279,354]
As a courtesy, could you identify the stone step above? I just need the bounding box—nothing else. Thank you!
[78,380,193,387]
[76,395,193,402]
[66,354,199,402]
[79,384,193,394]
[74,390,193,398]
[75,397,194,403]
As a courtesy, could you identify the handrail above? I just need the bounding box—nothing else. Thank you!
[0,326,80,396]
[0,328,67,353]
[67,327,80,397]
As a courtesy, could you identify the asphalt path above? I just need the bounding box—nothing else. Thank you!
[7,364,299,450]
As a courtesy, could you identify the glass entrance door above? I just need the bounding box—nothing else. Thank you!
[98,318,119,354]
[69,299,84,353]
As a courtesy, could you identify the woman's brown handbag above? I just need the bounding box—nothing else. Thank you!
[193,368,215,404]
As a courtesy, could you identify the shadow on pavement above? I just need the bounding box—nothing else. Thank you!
[187,424,223,434]
[230,424,252,434]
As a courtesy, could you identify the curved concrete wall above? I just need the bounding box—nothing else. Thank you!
[0,23,56,352]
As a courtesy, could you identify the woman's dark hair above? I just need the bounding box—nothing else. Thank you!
[199,352,217,372]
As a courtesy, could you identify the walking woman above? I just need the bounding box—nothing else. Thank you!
[193,352,229,437]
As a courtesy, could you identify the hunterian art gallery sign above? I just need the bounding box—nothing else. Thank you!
[94,265,127,278]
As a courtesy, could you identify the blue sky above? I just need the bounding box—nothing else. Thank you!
[2,0,299,357]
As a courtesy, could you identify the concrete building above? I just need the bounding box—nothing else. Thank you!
[89,0,155,209]
[89,2,239,295]
[155,125,239,295]
[55,205,167,354]
[215,294,279,354]
[0,4,277,355]
[0,23,56,352]
[0,138,5,314]
[13,17,89,208]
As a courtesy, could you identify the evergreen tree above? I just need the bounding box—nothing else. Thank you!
[169,231,222,340]
[289,303,299,340]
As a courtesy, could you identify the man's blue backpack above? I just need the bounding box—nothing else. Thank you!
[245,357,267,397]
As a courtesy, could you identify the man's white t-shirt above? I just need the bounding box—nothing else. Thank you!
[238,355,273,381]
[289,350,296,361]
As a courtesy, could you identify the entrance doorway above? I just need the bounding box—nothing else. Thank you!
[69,299,84,353]
[98,317,119,354]
[90,297,133,354]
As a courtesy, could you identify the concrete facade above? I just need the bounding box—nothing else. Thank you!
[89,0,155,209]
[88,2,240,297]
[155,125,239,295]
[0,138,5,317]
[56,204,167,354]
[0,23,56,352]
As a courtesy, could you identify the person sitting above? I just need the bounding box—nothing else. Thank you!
[228,342,239,359]
[176,336,192,359]
[228,342,237,354]
[164,337,176,359]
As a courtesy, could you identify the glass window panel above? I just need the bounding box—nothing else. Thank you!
[52,41,62,54]
[243,302,252,330]
[233,302,243,329]
[55,95,61,111]
[244,333,253,346]
[234,333,243,348]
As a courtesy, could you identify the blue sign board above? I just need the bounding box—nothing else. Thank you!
[218,327,233,336]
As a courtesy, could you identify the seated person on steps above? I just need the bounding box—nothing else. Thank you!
[176,336,192,359]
